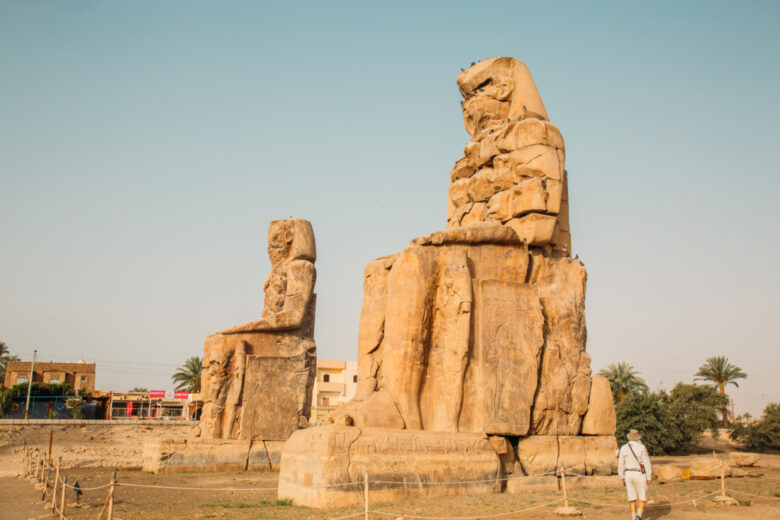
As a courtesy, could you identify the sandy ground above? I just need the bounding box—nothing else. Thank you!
[2,425,778,519]
[4,456,779,520]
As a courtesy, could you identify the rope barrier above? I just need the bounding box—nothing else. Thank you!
[117,482,278,492]
[57,473,113,491]
[570,490,720,508]
[322,512,366,520]
[370,498,564,519]
[725,488,780,500]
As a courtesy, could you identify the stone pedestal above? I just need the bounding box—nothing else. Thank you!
[277,426,501,507]
[142,438,285,474]
[277,426,619,507]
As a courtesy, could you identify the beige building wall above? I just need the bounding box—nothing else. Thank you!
[3,361,96,393]
[310,359,358,422]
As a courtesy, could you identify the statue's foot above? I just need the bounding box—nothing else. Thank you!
[325,390,405,429]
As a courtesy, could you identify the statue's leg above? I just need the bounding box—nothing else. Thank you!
[381,246,433,430]
[222,342,247,439]
[439,248,472,431]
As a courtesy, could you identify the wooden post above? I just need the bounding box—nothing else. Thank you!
[48,431,53,465]
[107,471,117,520]
[41,458,51,500]
[363,470,369,520]
[720,461,726,498]
[560,462,569,508]
[50,458,61,511]
[59,476,66,520]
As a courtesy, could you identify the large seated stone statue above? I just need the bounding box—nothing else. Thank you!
[200,218,317,441]
[328,57,594,436]
[278,58,617,507]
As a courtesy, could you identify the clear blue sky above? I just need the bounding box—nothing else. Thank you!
[1,1,778,415]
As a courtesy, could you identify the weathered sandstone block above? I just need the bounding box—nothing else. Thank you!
[654,464,682,483]
[142,438,282,473]
[689,458,731,478]
[278,426,501,508]
[583,435,618,475]
[581,375,617,435]
[516,435,617,476]
[516,436,559,476]
[729,452,760,467]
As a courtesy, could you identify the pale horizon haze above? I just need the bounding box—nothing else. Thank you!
[1,1,778,416]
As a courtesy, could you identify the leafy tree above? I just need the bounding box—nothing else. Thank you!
[598,362,649,403]
[0,342,8,357]
[172,356,202,393]
[662,383,725,451]
[0,388,12,418]
[730,403,780,452]
[129,387,149,393]
[695,356,747,427]
[615,391,677,454]
[9,382,74,398]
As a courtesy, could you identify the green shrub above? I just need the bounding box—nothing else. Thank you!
[615,384,725,455]
[730,403,780,452]
[615,391,677,454]
[662,383,725,449]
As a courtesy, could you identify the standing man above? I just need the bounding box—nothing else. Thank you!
[618,429,652,520]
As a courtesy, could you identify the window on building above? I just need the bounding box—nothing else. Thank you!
[81,376,87,382]
[17,376,27,384]
[323,374,330,383]
[353,375,358,383]
[50,377,60,384]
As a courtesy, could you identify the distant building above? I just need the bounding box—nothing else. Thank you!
[107,390,200,420]
[311,359,357,422]
[3,360,96,393]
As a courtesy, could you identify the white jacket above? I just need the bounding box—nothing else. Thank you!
[617,440,652,480]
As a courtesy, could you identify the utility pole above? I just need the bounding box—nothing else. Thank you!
[24,349,37,419]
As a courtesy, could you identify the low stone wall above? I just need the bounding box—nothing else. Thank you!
[142,438,284,473]
[0,419,198,426]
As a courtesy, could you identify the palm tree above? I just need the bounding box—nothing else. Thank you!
[172,356,202,393]
[0,342,19,386]
[598,362,649,403]
[695,356,747,427]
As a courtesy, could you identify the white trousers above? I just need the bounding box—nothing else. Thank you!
[624,471,647,502]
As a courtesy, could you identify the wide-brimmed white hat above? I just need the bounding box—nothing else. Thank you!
[627,429,642,441]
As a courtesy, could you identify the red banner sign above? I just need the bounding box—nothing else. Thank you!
[149,390,189,399]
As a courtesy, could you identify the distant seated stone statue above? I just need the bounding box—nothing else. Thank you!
[221,218,316,333]
[200,218,317,442]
